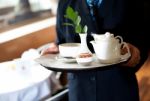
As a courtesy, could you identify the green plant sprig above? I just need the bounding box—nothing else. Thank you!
[63,6,88,33]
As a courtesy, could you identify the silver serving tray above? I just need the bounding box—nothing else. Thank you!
[35,53,130,71]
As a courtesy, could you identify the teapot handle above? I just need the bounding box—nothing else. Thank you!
[120,42,131,60]
[115,36,123,44]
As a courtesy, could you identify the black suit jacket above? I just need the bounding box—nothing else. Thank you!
[55,0,149,101]
[56,0,148,71]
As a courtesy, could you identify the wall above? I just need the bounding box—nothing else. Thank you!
[0,25,56,62]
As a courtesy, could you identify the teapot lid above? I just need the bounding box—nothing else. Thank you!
[105,32,114,38]
[92,32,117,42]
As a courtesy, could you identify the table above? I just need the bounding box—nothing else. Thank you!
[0,59,52,101]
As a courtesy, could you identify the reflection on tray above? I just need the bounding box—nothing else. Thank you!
[55,55,76,63]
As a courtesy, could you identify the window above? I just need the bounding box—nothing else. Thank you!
[0,0,56,28]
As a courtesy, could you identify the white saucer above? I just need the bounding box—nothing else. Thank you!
[98,53,131,64]
[98,58,120,64]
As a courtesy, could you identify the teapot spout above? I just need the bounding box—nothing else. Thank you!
[90,41,95,45]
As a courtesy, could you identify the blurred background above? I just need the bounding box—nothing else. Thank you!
[0,0,58,28]
[0,0,150,101]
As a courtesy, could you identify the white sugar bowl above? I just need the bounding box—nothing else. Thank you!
[76,53,93,66]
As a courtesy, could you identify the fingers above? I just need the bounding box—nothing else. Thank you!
[121,43,141,67]
[42,47,59,55]
[41,43,59,55]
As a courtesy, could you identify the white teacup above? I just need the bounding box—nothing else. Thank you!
[59,43,80,58]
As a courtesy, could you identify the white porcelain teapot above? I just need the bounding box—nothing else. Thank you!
[90,32,131,63]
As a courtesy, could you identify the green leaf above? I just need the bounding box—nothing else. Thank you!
[75,25,82,33]
[66,6,78,22]
[82,25,88,33]
[66,6,74,18]
[75,16,81,25]
[63,23,74,27]
[73,11,79,23]
[63,6,88,34]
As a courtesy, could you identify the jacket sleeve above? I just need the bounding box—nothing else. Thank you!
[100,0,149,72]
[123,0,149,72]
[55,0,67,45]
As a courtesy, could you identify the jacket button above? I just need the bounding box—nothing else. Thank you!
[90,76,96,81]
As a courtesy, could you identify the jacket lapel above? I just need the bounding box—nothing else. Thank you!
[78,0,99,34]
